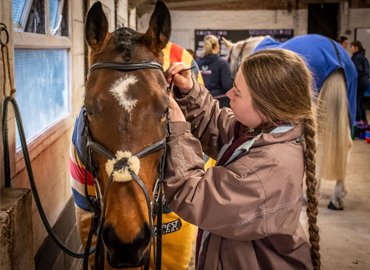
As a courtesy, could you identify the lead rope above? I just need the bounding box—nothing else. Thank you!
[1,23,16,100]
[1,22,95,259]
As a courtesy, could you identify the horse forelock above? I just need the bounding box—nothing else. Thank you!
[113,27,139,61]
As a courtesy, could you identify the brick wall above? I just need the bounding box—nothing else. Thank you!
[138,9,308,50]
[138,4,370,53]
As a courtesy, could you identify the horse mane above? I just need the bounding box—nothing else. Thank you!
[237,36,266,46]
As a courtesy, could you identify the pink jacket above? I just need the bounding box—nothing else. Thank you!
[163,79,313,269]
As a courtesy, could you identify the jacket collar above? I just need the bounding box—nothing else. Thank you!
[352,50,363,58]
[218,124,303,166]
[252,124,303,148]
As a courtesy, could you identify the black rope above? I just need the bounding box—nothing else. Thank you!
[2,97,95,258]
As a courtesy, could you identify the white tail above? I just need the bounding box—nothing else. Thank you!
[315,69,352,181]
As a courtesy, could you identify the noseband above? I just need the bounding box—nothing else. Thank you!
[82,61,170,270]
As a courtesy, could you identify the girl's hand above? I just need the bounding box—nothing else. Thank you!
[165,62,193,95]
[168,93,186,122]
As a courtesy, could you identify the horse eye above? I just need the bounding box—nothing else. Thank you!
[161,113,167,121]
[161,109,170,121]
[84,107,94,116]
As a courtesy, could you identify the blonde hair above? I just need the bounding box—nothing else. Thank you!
[203,35,219,56]
[241,49,321,269]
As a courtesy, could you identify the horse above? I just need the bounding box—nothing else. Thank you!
[222,35,357,210]
[69,1,198,269]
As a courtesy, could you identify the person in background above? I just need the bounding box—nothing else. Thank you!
[196,35,233,108]
[186,49,198,61]
[350,40,369,125]
[338,36,349,50]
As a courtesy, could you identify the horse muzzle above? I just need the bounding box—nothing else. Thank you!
[103,223,152,268]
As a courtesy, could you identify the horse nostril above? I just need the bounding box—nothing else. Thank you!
[102,223,152,268]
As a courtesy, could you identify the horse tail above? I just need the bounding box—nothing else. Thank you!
[315,69,352,181]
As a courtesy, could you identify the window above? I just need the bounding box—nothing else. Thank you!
[12,0,71,155]
[49,0,68,36]
[12,0,33,32]
[13,0,68,36]
[13,0,28,24]
[14,49,69,147]
[49,0,59,29]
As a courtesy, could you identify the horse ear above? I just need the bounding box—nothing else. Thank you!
[85,1,109,51]
[222,37,234,51]
[143,1,171,54]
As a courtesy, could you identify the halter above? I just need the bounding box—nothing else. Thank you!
[82,61,171,270]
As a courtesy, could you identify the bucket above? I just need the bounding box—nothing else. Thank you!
[358,125,370,140]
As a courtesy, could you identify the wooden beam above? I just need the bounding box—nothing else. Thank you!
[137,5,155,16]
[165,0,248,9]
[128,0,151,9]
[137,0,255,16]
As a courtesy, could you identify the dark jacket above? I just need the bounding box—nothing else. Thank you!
[196,54,233,97]
[352,51,370,86]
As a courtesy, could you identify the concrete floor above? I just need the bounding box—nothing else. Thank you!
[189,122,370,270]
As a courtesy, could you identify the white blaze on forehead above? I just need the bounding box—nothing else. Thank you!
[109,75,138,112]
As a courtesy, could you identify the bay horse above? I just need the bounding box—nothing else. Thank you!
[70,1,175,269]
[222,35,357,210]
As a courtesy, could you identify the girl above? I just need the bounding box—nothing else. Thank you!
[164,49,320,269]
[196,34,233,108]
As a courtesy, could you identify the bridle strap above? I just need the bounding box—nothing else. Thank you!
[89,61,164,74]
[237,41,247,66]
[86,140,115,160]
[227,46,234,63]
[86,135,166,162]
[94,168,154,270]
[136,137,166,159]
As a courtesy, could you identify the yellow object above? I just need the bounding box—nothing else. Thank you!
[204,156,216,171]
[149,212,197,270]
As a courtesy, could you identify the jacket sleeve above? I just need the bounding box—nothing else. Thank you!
[164,122,269,242]
[173,77,236,160]
[220,61,233,92]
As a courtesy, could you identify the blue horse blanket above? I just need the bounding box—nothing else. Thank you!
[253,34,358,128]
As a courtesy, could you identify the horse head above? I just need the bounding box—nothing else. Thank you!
[222,36,265,80]
[84,1,170,268]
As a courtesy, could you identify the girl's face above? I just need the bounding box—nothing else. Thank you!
[350,45,359,55]
[226,70,265,129]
